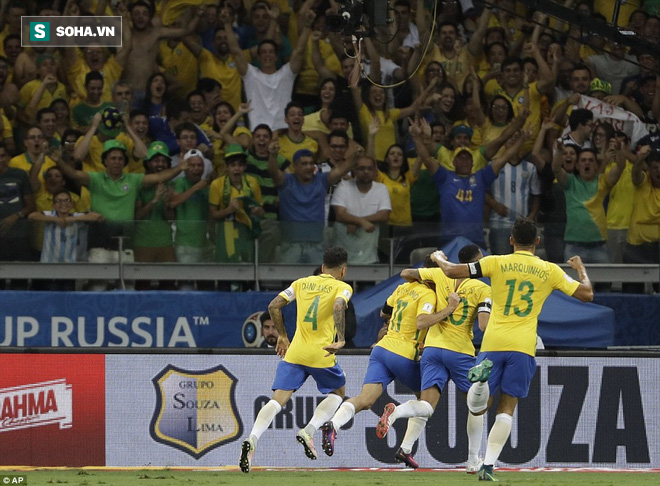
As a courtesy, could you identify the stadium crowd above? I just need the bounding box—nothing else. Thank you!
[0,0,658,290]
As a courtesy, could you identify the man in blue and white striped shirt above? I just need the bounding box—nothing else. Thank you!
[488,133,541,255]
[29,190,104,263]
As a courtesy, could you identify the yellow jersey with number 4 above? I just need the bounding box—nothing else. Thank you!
[280,274,353,368]
[476,251,579,356]
[377,281,436,361]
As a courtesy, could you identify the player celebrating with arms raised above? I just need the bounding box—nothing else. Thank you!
[431,218,593,481]
[239,247,352,473]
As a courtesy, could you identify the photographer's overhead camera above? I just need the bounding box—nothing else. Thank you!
[326,0,389,37]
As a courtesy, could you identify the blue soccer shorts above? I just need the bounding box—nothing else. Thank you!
[362,346,421,393]
[271,360,346,394]
[477,351,536,398]
[421,347,476,394]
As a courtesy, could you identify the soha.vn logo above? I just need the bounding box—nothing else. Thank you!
[150,364,243,459]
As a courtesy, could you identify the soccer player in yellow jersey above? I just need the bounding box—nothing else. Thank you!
[432,218,594,481]
[239,247,353,473]
[376,245,492,472]
[318,257,460,468]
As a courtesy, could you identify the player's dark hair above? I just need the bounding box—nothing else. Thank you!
[511,218,537,246]
[458,244,482,263]
[323,247,348,268]
[259,311,272,324]
[423,254,439,268]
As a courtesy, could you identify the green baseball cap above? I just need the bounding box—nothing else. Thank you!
[146,141,171,161]
[225,143,246,160]
[102,139,127,158]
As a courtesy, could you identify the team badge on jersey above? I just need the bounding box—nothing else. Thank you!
[150,364,243,458]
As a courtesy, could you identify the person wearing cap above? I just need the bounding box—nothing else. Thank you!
[209,143,264,264]
[54,138,189,259]
[168,148,212,273]
[435,104,530,172]
[18,53,67,123]
[589,78,645,119]
[73,108,148,173]
[410,118,527,248]
[170,122,214,180]
[269,143,356,264]
[588,78,612,101]
[132,141,177,289]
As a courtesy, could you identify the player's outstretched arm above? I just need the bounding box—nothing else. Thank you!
[268,295,291,357]
[400,269,421,281]
[566,256,594,302]
[323,297,347,356]
[430,251,470,278]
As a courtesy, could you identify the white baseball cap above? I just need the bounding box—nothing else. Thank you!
[184,148,203,160]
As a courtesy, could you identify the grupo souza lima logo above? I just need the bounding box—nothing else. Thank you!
[150,365,243,459]
[22,16,122,47]
[0,379,73,433]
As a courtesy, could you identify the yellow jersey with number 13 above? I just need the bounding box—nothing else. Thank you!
[280,273,353,368]
[476,251,579,357]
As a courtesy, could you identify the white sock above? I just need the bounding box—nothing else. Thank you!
[390,400,434,423]
[466,412,484,462]
[304,393,343,436]
[484,413,513,466]
[467,381,490,414]
[331,401,356,429]
[249,399,282,443]
[400,416,428,453]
